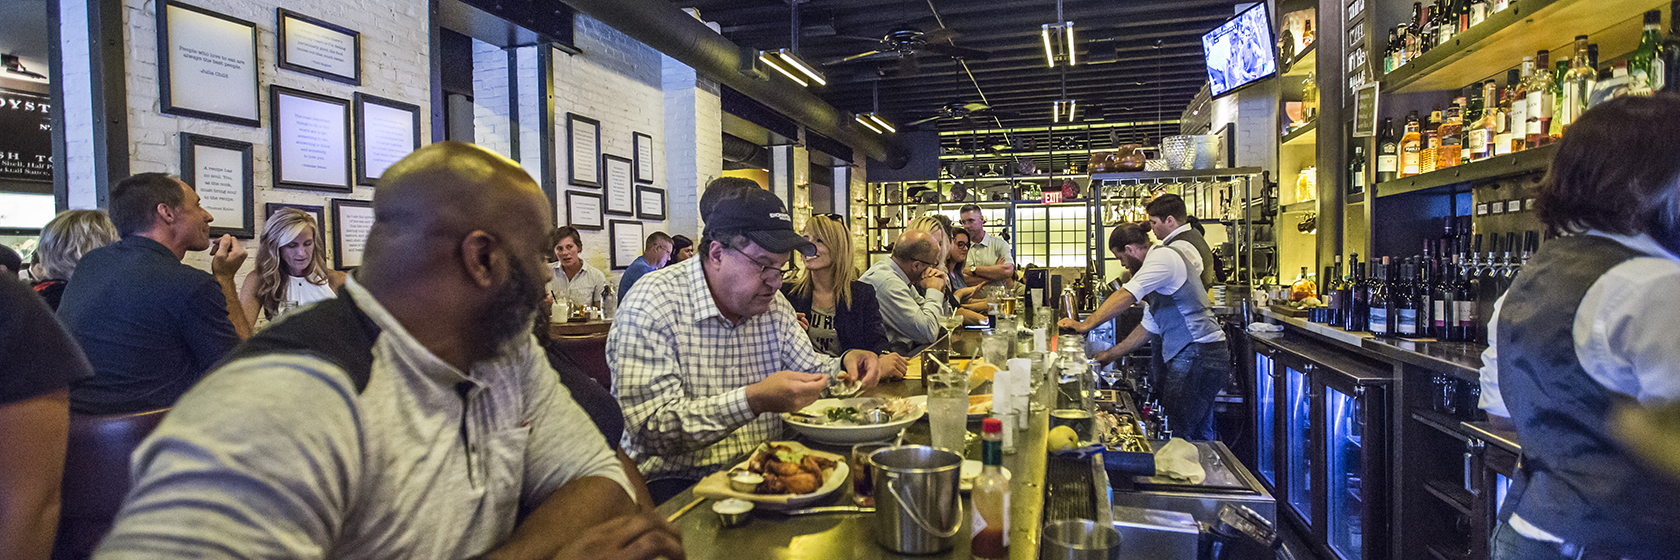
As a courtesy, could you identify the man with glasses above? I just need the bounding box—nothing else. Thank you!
[860,229,949,355]
[958,204,1015,289]
[609,178,882,502]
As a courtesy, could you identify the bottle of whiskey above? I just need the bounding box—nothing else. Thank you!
[1422,106,1443,174]
[1400,112,1423,177]
[1562,35,1595,135]
[1349,145,1368,195]
[1549,59,1569,140]
[1526,50,1553,149]
[1470,80,1500,161]
[1407,3,1425,61]
[1509,57,1533,153]
[1377,118,1399,183]
[1495,69,1521,156]
[1437,98,1464,170]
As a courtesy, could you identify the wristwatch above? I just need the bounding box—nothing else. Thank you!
[966,264,977,276]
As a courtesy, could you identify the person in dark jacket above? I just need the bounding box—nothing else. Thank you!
[782,215,908,379]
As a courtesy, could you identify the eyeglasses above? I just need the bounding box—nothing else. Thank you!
[727,247,789,280]
[815,213,845,223]
[955,241,971,249]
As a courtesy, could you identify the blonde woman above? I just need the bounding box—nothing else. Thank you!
[238,208,345,327]
[782,215,908,378]
[33,209,120,310]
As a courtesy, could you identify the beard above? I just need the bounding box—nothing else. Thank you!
[479,252,546,351]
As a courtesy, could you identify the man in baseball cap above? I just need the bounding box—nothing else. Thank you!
[607,178,882,502]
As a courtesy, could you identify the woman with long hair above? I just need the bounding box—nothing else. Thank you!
[33,209,120,310]
[238,208,345,327]
[783,215,907,378]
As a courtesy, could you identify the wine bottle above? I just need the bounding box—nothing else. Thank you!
[1348,253,1369,332]
[1454,242,1479,343]
[1657,0,1680,92]
[1370,258,1393,337]
[1349,145,1368,195]
[1438,250,1459,341]
[1377,118,1400,183]
[1396,260,1420,338]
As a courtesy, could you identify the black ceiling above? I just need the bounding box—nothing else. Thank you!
[671,0,1242,135]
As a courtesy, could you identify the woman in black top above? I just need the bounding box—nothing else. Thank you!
[782,216,907,378]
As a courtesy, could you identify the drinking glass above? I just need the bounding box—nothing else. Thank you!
[276,300,299,317]
[850,442,891,506]
[926,363,970,454]
[980,328,1011,366]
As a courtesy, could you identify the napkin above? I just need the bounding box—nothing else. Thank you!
[1153,438,1206,484]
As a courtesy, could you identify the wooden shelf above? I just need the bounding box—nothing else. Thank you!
[1374,144,1557,198]
[1281,200,1318,214]
[1281,43,1317,78]
[1281,120,1318,147]
[1089,167,1265,182]
[1381,0,1666,93]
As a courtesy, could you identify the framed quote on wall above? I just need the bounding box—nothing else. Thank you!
[270,86,352,192]
[602,154,634,216]
[330,198,374,270]
[180,133,254,238]
[157,0,260,127]
[353,93,421,185]
[609,220,642,270]
[566,191,604,231]
[567,113,600,188]
[637,186,665,221]
[276,9,360,86]
[633,132,654,183]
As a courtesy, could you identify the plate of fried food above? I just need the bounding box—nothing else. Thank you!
[692,442,849,509]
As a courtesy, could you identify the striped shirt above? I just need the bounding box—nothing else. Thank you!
[608,257,842,480]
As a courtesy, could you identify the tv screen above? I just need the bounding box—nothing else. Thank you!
[1202,3,1278,98]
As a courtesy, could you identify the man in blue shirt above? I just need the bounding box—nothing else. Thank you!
[58,173,251,414]
[617,231,672,298]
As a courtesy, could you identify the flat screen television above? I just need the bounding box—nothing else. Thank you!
[1202,2,1278,99]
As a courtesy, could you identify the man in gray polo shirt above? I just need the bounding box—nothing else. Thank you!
[958,204,1015,288]
[96,143,682,560]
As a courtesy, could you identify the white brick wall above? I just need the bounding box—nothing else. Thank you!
[116,0,431,273]
[660,54,721,239]
[472,39,513,160]
[59,0,99,209]
[552,14,668,282]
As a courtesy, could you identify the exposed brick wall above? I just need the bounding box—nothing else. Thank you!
[661,54,721,239]
[115,0,431,273]
[58,0,99,209]
[472,39,513,160]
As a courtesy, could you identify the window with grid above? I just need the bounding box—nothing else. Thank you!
[1013,205,1088,269]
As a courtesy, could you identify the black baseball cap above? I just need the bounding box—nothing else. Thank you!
[701,186,816,257]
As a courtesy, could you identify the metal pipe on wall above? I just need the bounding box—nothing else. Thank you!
[560,0,894,161]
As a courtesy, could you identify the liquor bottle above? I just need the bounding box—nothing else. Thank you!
[1369,257,1392,337]
[1634,10,1664,92]
[1420,4,1438,55]
[1509,57,1534,153]
[1471,80,1500,161]
[1303,19,1315,46]
[1495,69,1521,156]
[1302,71,1320,121]
[972,418,1010,559]
[1349,145,1368,195]
[1492,0,1509,14]
[1421,106,1443,174]
[1561,35,1594,135]
[1437,98,1464,170]
[1469,0,1488,27]
[1434,1,1454,47]
[1525,50,1553,149]
[1400,111,1423,177]
[1384,27,1399,74]
[1657,0,1680,92]
[1407,3,1425,62]
[1456,0,1471,33]
[1549,59,1569,140]
[1454,241,1478,343]
[1436,250,1458,341]
[1461,86,1482,164]
[1395,25,1412,68]
[1377,118,1400,183]
[1346,254,1367,332]
[1327,255,1346,326]
[1396,260,1420,338]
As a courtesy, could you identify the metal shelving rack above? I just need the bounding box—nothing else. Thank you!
[1087,167,1267,291]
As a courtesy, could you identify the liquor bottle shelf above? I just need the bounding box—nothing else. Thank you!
[1281,120,1319,147]
[1374,143,1557,198]
[1089,167,1266,182]
[1381,0,1665,94]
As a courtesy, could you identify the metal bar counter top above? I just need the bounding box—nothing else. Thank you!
[651,330,1052,560]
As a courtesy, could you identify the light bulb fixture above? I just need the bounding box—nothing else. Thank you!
[1041,22,1076,67]
[759,48,826,87]
[865,113,896,133]
[1051,99,1077,123]
[854,114,883,133]
[854,112,895,134]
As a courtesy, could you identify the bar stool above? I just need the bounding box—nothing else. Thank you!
[52,408,169,560]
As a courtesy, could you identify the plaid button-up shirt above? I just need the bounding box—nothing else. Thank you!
[607,257,841,480]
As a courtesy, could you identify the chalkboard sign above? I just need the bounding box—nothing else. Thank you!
[1354,83,1379,138]
[0,88,52,184]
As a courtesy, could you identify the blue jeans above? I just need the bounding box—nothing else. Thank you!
[1491,522,1573,560]
[1159,340,1230,441]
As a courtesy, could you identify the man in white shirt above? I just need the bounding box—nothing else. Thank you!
[958,204,1015,288]
[1060,222,1228,440]
[1474,95,1680,560]
[549,226,607,305]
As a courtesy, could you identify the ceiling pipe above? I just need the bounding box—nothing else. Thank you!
[560,0,893,160]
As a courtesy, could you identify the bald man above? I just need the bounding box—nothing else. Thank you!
[96,143,682,560]
[860,229,951,354]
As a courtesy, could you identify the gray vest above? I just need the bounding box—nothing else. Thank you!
[1142,244,1223,361]
[1168,228,1217,287]
[1498,236,1680,557]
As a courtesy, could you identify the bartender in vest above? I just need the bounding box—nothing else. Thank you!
[1060,216,1228,441]
[1476,95,1680,560]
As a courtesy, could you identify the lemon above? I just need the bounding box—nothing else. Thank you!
[1049,425,1080,452]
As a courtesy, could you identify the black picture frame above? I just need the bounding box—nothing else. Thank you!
[264,202,325,232]
[609,220,642,270]
[270,85,353,192]
[637,186,666,220]
[157,0,261,127]
[567,113,600,187]
[179,133,255,238]
[566,191,604,231]
[602,154,634,216]
[329,198,374,270]
[352,92,421,185]
[633,132,654,184]
[276,9,361,86]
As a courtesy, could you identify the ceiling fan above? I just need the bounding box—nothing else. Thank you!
[824,23,992,76]
[905,100,1018,126]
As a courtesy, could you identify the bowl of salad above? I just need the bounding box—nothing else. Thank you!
[783,396,927,444]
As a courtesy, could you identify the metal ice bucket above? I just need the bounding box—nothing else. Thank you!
[871,445,964,554]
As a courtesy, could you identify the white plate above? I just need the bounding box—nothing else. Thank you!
[783,396,928,445]
[691,442,849,510]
